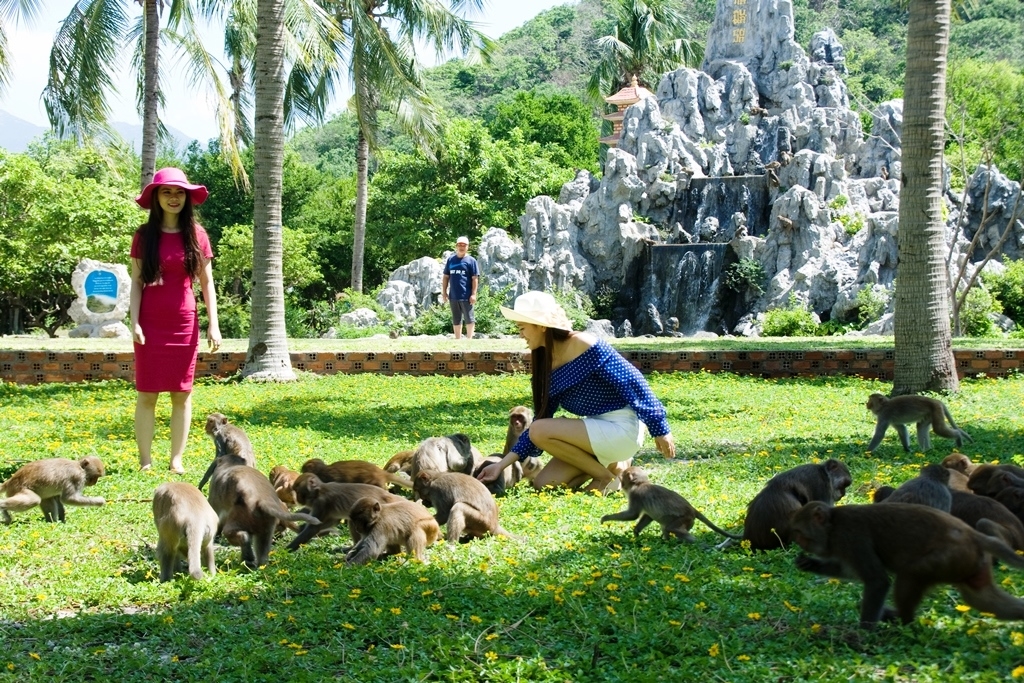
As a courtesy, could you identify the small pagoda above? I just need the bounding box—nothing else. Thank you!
[600,75,655,147]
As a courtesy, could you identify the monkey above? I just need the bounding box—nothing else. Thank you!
[345,497,440,565]
[473,455,524,497]
[740,458,851,550]
[152,482,219,581]
[503,406,533,455]
[268,465,300,507]
[875,464,952,513]
[206,449,320,569]
[409,434,483,480]
[993,486,1024,528]
[600,467,741,542]
[949,490,1024,552]
[872,486,895,503]
[383,449,415,474]
[968,464,1024,498]
[0,457,105,524]
[791,501,1024,626]
[300,458,411,491]
[198,413,256,490]
[286,473,404,552]
[942,452,979,477]
[412,470,513,543]
[865,393,973,452]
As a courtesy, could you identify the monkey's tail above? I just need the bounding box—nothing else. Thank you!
[261,501,320,527]
[494,526,523,542]
[386,473,413,489]
[958,583,1024,620]
[693,511,744,540]
[975,520,1024,569]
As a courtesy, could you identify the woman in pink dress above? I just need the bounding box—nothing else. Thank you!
[130,167,221,473]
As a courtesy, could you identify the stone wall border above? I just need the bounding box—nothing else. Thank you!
[1,348,1020,385]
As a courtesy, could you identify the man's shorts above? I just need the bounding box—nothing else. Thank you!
[449,299,475,325]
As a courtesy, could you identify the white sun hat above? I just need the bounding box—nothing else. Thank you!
[500,291,573,331]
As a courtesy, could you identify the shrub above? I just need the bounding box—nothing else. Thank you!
[410,284,518,337]
[762,295,818,336]
[855,285,890,329]
[958,286,1002,337]
[550,286,596,331]
[985,258,1024,324]
[724,258,766,295]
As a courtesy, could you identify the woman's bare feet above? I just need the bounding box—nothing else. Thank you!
[169,459,184,475]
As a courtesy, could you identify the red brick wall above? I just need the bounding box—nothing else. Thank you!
[2,348,1021,385]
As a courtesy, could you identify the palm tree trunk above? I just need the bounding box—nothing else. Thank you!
[351,128,369,293]
[140,0,160,189]
[892,0,958,394]
[244,0,295,381]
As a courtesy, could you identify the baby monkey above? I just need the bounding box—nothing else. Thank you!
[600,467,741,542]
[865,393,973,452]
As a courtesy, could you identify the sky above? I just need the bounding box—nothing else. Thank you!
[0,0,572,143]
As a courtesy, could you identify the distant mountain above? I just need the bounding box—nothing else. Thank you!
[0,110,47,152]
[0,110,195,153]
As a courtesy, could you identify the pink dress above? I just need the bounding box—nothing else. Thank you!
[130,226,213,392]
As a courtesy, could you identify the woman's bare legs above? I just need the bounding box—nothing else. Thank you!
[135,391,159,470]
[528,418,614,491]
[168,391,192,473]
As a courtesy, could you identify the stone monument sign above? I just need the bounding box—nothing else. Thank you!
[68,259,132,339]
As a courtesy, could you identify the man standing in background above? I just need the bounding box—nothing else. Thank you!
[442,236,479,340]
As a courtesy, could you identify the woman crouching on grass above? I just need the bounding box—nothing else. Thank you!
[476,291,675,493]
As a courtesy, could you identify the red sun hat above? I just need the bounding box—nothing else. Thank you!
[135,167,209,209]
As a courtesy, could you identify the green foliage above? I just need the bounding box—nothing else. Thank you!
[592,284,619,320]
[959,285,1003,337]
[486,89,600,171]
[946,59,1024,184]
[855,285,889,328]
[739,111,751,125]
[215,223,323,298]
[208,293,250,339]
[0,149,138,335]
[985,258,1024,323]
[762,294,819,337]
[550,286,596,331]
[724,258,766,296]
[410,283,518,337]
[365,119,574,280]
[838,28,905,105]
[2,370,1024,679]
[828,195,866,235]
[950,0,1024,70]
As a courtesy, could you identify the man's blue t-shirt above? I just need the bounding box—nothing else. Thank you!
[444,254,479,301]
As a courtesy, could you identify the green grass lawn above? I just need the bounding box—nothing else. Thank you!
[1,371,1024,681]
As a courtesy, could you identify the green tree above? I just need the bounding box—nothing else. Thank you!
[486,89,600,171]
[215,223,322,298]
[0,150,138,335]
[328,0,491,293]
[893,0,960,393]
[586,0,702,101]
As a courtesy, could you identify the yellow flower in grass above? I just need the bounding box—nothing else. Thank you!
[737,655,751,662]
[748,612,761,621]
[606,605,617,615]
[390,608,401,615]
[1012,632,1024,646]
[783,600,801,613]
[955,604,971,613]
[342,623,355,630]
[29,654,40,661]
[811,624,821,634]
[485,633,499,641]
[390,644,405,650]
[265,612,277,619]
[708,643,720,657]
[1013,666,1024,679]
[485,651,498,662]
[669,620,681,627]
[470,615,482,624]
[606,584,619,591]
[446,614,459,621]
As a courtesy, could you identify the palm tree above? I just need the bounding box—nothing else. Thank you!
[331,0,492,293]
[891,0,960,394]
[586,0,701,102]
[244,0,295,380]
[0,0,43,96]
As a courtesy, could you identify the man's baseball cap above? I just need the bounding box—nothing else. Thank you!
[456,236,469,244]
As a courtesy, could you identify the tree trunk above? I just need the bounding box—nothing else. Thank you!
[351,128,369,293]
[244,0,295,381]
[140,0,160,189]
[892,0,959,395]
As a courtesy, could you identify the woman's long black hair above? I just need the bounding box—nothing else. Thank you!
[136,194,202,285]
[531,327,572,419]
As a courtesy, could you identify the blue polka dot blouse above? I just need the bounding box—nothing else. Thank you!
[511,339,670,460]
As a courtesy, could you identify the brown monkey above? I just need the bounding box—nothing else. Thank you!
[409,434,483,479]
[949,490,1024,551]
[152,482,219,581]
[345,497,440,565]
[383,450,415,474]
[412,470,513,542]
[286,473,404,552]
[968,464,1024,498]
[741,458,851,550]
[872,485,895,503]
[300,458,411,490]
[791,501,1024,626]
[198,413,256,490]
[994,487,1024,527]
[865,393,973,452]
[206,451,320,569]
[600,467,741,542]
[503,405,533,455]
[877,464,952,512]
[0,457,105,524]
[942,452,979,477]
[268,465,300,507]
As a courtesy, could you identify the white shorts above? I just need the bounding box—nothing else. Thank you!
[583,407,646,466]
